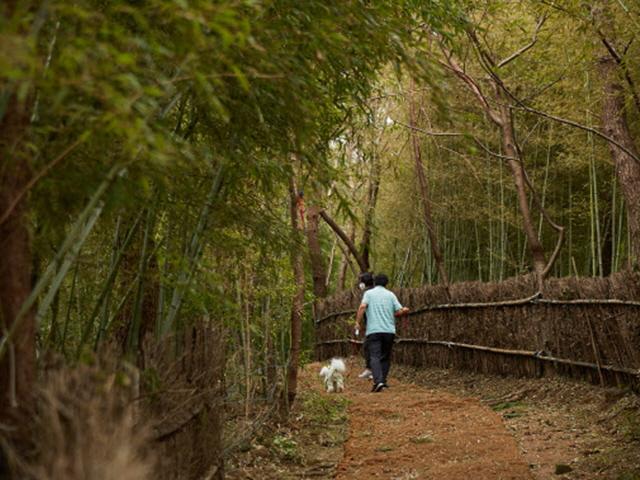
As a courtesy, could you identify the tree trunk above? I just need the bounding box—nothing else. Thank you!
[408,91,449,286]
[0,87,35,419]
[600,56,640,267]
[284,178,305,410]
[443,46,561,289]
[319,210,368,273]
[337,219,356,290]
[497,96,547,287]
[360,158,381,270]
[306,205,328,298]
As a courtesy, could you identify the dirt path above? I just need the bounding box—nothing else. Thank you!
[226,360,638,479]
[335,360,532,480]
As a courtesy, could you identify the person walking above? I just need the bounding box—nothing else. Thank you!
[354,273,409,392]
[356,272,375,379]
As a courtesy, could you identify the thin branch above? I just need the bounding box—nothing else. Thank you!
[318,209,368,273]
[315,293,640,323]
[521,72,567,103]
[622,36,634,56]
[437,49,503,126]
[467,30,640,166]
[393,119,518,161]
[511,100,640,165]
[497,15,548,68]
[391,119,465,137]
[317,337,640,379]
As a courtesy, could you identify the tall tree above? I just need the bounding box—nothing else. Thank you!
[306,202,329,298]
[284,179,305,408]
[0,0,36,419]
[600,56,640,266]
[590,0,640,267]
[437,15,565,289]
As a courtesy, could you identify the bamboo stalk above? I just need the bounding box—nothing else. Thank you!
[0,164,124,360]
[60,262,79,356]
[86,212,144,351]
[125,207,156,356]
[35,203,104,325]
[160,166,224,337]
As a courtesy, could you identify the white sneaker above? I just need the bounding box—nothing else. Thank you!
[358,369,373,379]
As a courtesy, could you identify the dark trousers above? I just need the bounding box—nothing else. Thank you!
[367,333,395,384]
[362,336,371,369]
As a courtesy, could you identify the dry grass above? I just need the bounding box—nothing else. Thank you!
[1,322,225,480]
[4,363,153,480]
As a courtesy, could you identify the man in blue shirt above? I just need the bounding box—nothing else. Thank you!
[355,273,409,392]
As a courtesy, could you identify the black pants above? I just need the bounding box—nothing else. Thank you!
[367,333,395,385]
[362,336,371,369]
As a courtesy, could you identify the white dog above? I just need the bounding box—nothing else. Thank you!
[319,358,346,393]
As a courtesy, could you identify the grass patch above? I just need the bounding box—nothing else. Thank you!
[302,390,350,424]
[271,434,299,461]
[491,401,525,412]
[375,445,395,452]
[492,401,527,419]
[410,433,434,444]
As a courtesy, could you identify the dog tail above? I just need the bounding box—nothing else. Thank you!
[330,358,346,373]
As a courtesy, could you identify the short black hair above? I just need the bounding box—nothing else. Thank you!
[374,273,388,286]
[359,272,374,287]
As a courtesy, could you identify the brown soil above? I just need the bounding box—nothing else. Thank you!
[394,364,640,480]
[336,359,532,480]
[226,358,640,479]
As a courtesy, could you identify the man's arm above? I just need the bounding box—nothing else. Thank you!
[355,303,367,333]
[392,293,409,317]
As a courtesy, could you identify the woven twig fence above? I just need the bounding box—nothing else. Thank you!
[315,272,640,390]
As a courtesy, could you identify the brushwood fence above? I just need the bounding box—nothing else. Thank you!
[315,272,640,390]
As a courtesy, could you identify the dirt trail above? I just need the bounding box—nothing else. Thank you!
[227,360,638,479]
[335,360,532,480]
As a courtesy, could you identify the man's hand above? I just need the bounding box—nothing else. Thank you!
[394,307,410,318]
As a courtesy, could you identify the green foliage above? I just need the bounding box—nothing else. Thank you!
[271,434,298,461]
[7,0,640,443]
[0,0,471,425]
[354,0,640,285]
[302,391,350,425]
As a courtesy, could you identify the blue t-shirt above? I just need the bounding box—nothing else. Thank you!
[361,286,403,335]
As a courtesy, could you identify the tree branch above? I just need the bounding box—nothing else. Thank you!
[497,15,548,68]
[438,49,503,126]
[466,30,640,166]
[318,210,368,273]
[393,119,519,161]
[521,169,565,278]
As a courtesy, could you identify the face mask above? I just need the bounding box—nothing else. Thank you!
[358,282,366,290]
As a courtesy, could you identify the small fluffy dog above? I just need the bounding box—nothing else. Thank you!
[319,358,346,393]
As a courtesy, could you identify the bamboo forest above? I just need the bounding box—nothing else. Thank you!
[2,1,640,479]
